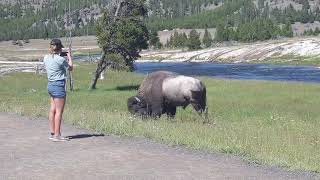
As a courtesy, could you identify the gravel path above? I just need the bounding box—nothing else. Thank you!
[0,112,318,180]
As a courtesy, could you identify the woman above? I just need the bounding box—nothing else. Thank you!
[43,38,73,142]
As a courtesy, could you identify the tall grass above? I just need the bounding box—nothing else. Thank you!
[0,62,319,172]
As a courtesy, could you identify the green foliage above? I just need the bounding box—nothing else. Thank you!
[179,32,189,47]
[270,2,315,24]
[214,18,292,43]
[188,29,201,50]
[148,0,222,18]
[215,25,230,42]
[96,0,149,71]
[147,0,249,31]
[149,30,162,49]
[106,53,130,71]
[303,27,320,36]
[0,0,109,41]
[147,0,320,44]
[314,27,320,35]
[281,21,294,38]
[1,0,320,42]
[237,18,279,42]
[91,0,149,89]
[166,31,188,48]
[203,28,213,47]
[166,29,202,50]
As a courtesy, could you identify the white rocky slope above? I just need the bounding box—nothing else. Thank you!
[140,37,320,63]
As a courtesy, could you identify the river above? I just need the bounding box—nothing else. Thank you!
[134,62,320,83]
[73,54,320,83]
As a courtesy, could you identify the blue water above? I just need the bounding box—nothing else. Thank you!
[73,54,320,83]
[134,62,320,83]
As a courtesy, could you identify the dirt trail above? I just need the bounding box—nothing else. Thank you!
[0,113,318,180]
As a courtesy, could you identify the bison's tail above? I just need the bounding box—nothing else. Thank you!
[201,81,207,112]
[201,81,210,123]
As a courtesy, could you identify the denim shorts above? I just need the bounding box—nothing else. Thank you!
[48,80,66,98]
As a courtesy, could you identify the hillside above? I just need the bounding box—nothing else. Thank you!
[1,35,320,67]
[1,0,320,43]
[0,0,110,41]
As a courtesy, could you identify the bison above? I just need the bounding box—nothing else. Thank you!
[127,71,208,119]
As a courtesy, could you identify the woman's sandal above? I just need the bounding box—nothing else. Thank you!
[51,135,70,142]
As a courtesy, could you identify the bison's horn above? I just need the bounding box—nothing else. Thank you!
[134,96,141,102]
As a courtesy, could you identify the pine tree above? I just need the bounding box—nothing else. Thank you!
[171,31,180,48]
[215,25,229,42]
[281,21,293,37]
[202,28,213,48]
[91,0,149,89]
[179,32,188,47]
[314,27,320,36]
[300,3,311,23]
[149,30,162,49]
[187,29,201,50]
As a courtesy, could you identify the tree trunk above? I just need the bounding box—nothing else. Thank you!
[89,1,123,90]
[68,71,74,91]
[89,52,107,90]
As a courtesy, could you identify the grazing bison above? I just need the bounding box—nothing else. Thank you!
[127,71,208,119]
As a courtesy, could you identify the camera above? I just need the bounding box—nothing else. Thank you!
[60,51,68,57]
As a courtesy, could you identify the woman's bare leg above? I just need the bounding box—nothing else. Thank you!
[49,97,56,135]
[53,97,65,136]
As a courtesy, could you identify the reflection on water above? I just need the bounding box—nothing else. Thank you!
[134,62,320,83]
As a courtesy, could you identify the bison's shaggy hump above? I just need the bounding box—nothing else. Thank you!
[138,71,177,99]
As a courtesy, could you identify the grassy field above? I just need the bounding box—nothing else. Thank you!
[262,55,320,66]
[0,62,319,172]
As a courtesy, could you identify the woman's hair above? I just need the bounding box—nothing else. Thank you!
[49,39,64,55]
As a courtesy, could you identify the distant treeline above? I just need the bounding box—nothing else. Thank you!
[148,0,222,18]
[148,0,319,30]
[163,29,207,50]
[148,0,319,43]
[0,0,319,43]
[0,0,108,41]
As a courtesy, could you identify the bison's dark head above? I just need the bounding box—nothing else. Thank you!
[127,96,150,116]
[190,85,207,114]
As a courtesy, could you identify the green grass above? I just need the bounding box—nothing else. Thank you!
[263,54,320,66]
[0,62,320,172]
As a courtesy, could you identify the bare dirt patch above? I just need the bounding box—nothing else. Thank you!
[0,36,100,62]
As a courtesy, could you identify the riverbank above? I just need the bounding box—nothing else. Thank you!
[0,62,319,172]
[1,36,320,66]
[140,37,320,65]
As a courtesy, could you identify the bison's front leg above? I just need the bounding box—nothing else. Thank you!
[148,95,165,119]
[164,103,176,118]
[151,104,163,118]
